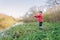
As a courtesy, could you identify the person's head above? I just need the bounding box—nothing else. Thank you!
[39,11,42,13]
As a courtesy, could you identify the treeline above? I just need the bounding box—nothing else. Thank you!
[23,6,60,22]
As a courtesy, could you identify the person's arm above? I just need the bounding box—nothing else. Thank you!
[34,15,40,18]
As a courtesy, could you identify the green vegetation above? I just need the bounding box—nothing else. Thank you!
[0,22,60,40]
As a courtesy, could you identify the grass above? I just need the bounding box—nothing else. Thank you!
[0,22,60,40]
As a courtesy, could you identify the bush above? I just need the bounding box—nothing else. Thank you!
[43,6,60,22]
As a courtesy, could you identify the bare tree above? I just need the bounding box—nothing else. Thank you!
[23,6,39,22]
[47,0,60,8]
[44,0,60,22]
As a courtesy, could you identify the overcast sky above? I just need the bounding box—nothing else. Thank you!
[0,0,46,18]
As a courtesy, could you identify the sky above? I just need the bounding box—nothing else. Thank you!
[0,0,47,18]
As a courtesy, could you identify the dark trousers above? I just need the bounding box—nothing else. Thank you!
[39,22,43,27]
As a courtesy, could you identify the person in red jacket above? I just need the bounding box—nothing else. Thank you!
[34,11,43,29]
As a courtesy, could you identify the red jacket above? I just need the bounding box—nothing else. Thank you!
[34,13,43,22]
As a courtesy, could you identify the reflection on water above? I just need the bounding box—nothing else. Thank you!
[13,22,23,26]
